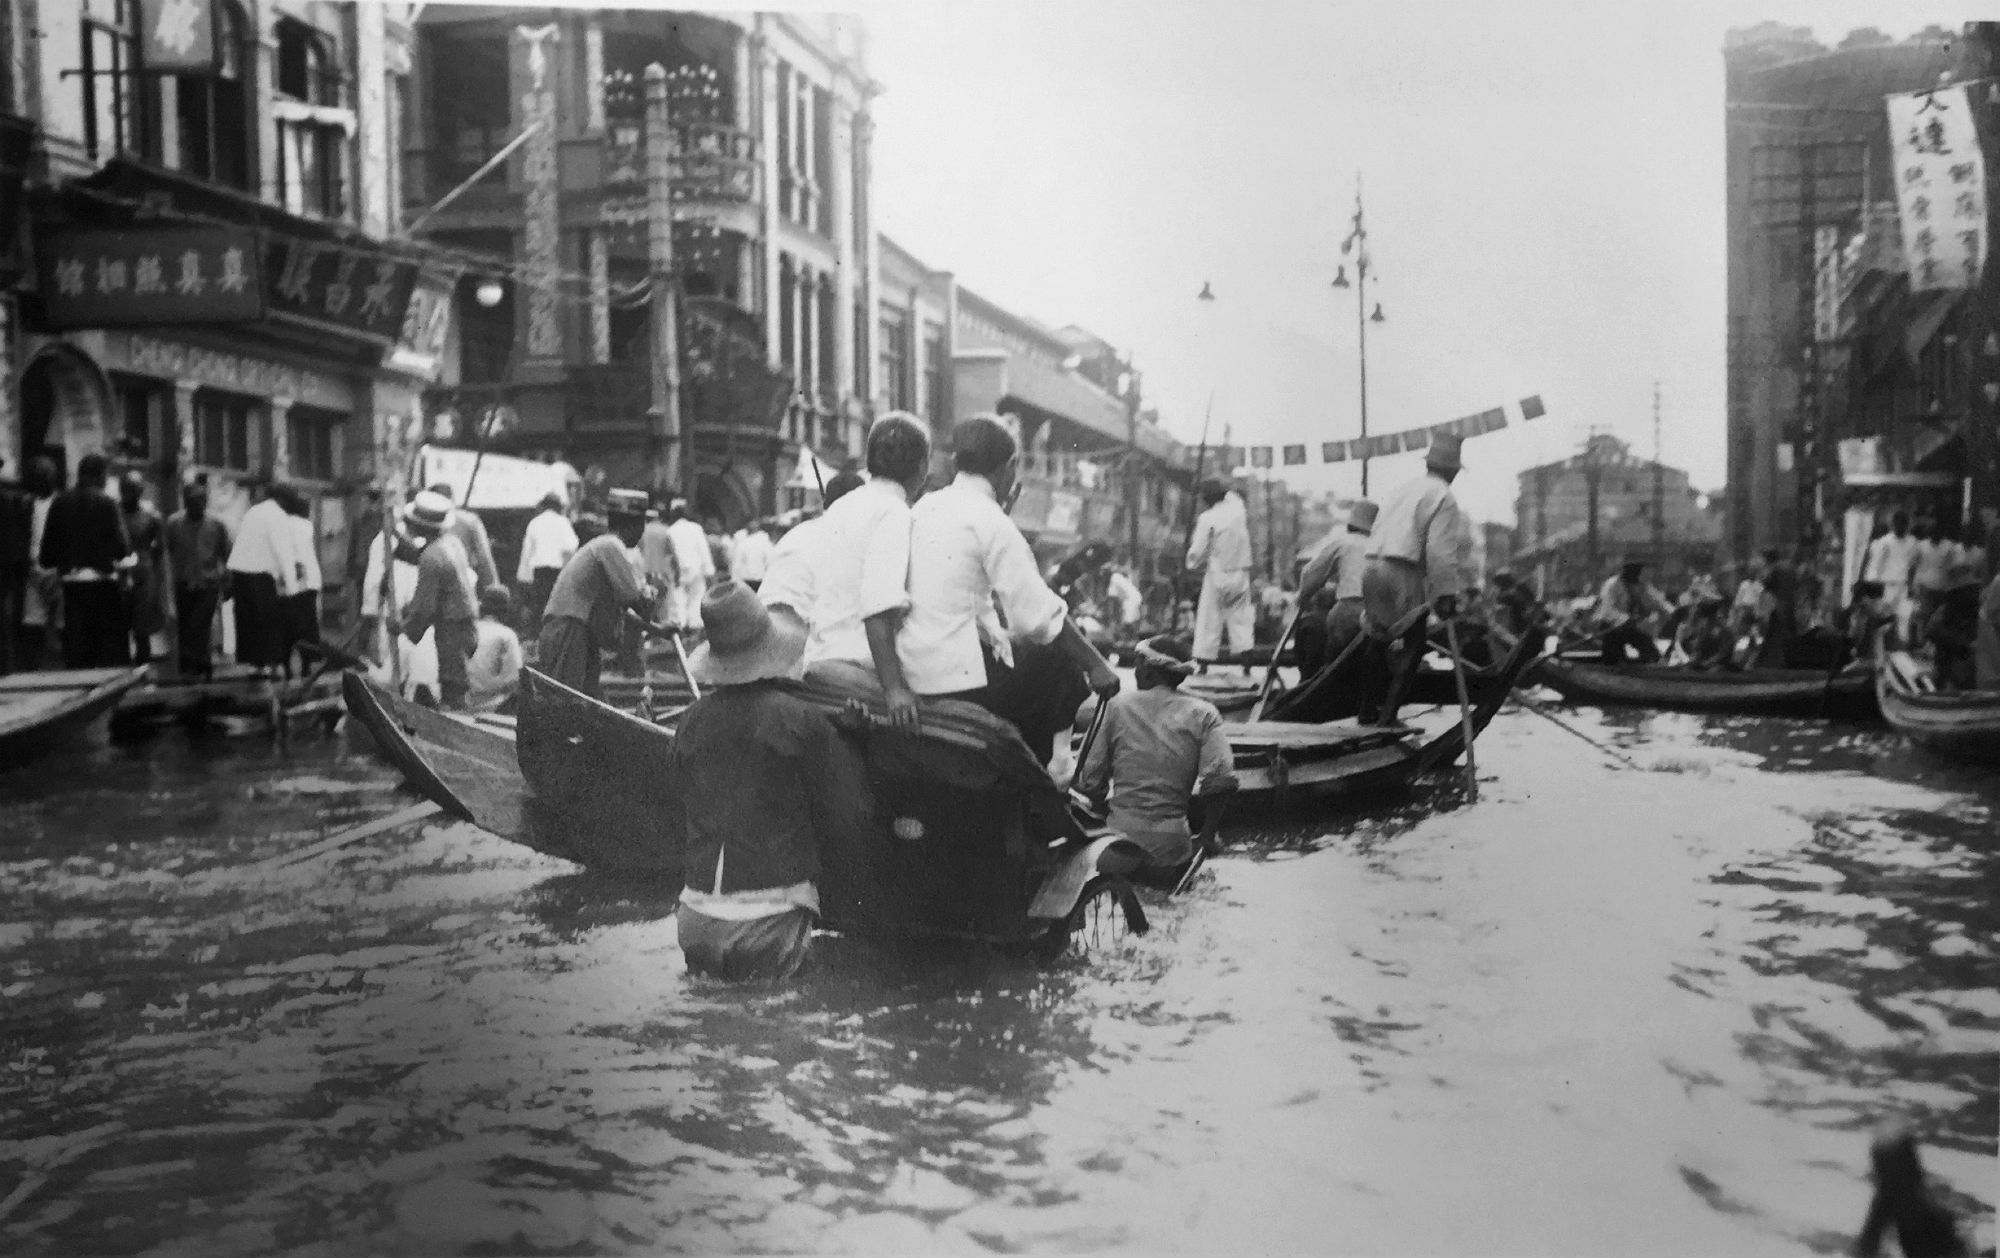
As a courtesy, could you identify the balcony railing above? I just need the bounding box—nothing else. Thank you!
[603,120,760,202]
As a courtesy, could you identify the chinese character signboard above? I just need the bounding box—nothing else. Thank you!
[1814,224,1844,343]
[144,0,215,72]
[1885,86,1986,292]
[263,236,420,342]
[38,227,263,329]
[385,269,458,380]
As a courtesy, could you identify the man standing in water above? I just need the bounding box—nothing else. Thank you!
[669,581,870,981]
[1185,477,1254,660]
[164,477,230,679]
[536,489,655,700]
[1358,434,1473,725]
[39,453,133,667]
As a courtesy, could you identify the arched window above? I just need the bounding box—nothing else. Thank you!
[176,0,249,187]
[274,18,349,217]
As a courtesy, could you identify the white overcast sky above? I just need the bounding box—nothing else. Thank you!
[845,0,1974,522]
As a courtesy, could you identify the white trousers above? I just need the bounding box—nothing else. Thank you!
[1193,570,1255,658]
[672,576,709,630]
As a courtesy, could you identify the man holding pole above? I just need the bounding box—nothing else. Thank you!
[1358,434,1474,726]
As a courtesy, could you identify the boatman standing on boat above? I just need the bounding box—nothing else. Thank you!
[1358,433,1474,726]
[396,491,478,710]
[1295,498,1377,676]
[536,489,656,701]
[900,414,1120,762]
[668,580,872,981]
[1185,478,1255,661]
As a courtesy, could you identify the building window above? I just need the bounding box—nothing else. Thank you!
[817,279,836,398]
[852,296,868,400]
[430,31,510,186]
[775,62,794,220]
[274,19,350,219]
[778,256,797,374]
[810,85,832,236]
[287,406,343,481]
[176,1,250,187]
[111,375,165,460]
[81,0,149,162]
[922,321,945,424]
[194,390,259,472]
[878,308,909,412]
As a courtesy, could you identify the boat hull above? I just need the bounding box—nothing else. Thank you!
[0,667,147,766]
[340,671,535,845]
[1532,658,1879,719]
[1876,656,2000,764]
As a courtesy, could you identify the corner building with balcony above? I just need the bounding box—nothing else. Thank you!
[406,8,878,527]
[2,0,451,632]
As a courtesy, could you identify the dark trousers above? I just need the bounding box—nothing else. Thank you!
[282,592,322,672]
[60,580,131,669]
[435,618,477,709]
[175,585,221,678]
[1356,613,1428,726]
[0,575,20,675]
[537,615,602,700]
[526,568,560,632]
[1600,623,1660,665]
[676,905,813,981]
[941,638,1090,764]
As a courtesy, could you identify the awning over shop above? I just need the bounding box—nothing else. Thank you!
[39,159,456,351]
[419,445,577,510]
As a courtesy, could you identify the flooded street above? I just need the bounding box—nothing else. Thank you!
[0,706,1993,1256]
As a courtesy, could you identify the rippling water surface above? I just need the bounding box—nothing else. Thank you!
[0,704,1993,1256]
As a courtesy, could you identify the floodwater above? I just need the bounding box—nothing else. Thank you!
[0,702,1993,1256]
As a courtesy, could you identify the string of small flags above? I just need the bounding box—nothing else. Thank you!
[1219,395,1546,471]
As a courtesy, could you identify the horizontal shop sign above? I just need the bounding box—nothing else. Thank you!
[38,226,265,328]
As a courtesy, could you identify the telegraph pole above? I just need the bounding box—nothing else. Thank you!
[1651,382,1665,564]
[644,63,684,495]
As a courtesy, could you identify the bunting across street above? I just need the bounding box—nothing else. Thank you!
[1235,394,1547,469]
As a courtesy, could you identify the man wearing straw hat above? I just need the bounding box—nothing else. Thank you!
[395,490,478,709]
[1359,432,1474,725]
[668,580,870,981]
[536,488,654,701]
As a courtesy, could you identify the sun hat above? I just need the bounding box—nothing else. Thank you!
[1426,432,1466,474]
[1347,499,1379,533]
[606,488,649,523]
[402,490,454,535]
[685,580,807,686]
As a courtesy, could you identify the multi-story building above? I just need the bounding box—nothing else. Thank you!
[5,1,448,623]
[405,8,876,527]
[1511,434,1722,593]
[1723,24,1961,558]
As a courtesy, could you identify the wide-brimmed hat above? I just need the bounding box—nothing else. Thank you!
[606,488,649,523]
[1347,499,1379,533]
[402,490,454,535]
[686,580,807,685]
[1427,433,1466,473]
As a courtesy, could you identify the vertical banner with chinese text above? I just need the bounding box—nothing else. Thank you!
[1885,85,1987,292]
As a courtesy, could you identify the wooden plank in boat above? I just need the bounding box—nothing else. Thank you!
[1224,721,1413,751]
[0,668,136,694]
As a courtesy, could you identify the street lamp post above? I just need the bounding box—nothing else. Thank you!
[1331,175,1387,496]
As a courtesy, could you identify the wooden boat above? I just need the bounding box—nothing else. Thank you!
[340,671,533,841]
[516,667,1146,954]
[0,667,147,765]
[1223,632,1545,807]
[1876,651,2000,764]
[114,662,344,737]
[1531,655,1878,719]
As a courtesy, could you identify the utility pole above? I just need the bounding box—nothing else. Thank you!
[1652,381,1665,567]
[644,63,684,495]
[1123,363,1142,568]
[1332,174,1384,496]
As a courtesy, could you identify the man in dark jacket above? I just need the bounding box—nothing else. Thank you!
[0,457,32,674]
[165,478,231,678]
[668,580,871,980]
[39,453,132,667]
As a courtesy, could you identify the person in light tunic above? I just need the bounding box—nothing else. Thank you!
[1185,478,1254,659]
[536,489,654,701]
[1295,497,1377,676]
[516,493,578,629]
[1358,433,1474,725]
[758,471,864,637]
[899,414,1120,762]
[225,483,294,673]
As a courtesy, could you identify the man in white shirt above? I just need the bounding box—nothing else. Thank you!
[900,414,1120,761]
[1359,433,1475,724]
[516,492,578,628]
[1863,510,1918,641]
[1185,478,1254,659]
[664,499,715,632]
[760,472,864,633]
[1908,519,1959,649]
[782,414,929,724]
[732,519,774,590]
[225,485,298,671]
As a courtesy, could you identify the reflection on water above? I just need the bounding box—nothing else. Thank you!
[0,711,1992,1255]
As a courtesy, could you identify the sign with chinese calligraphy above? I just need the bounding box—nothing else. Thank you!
[1814,225,1844,343]
[263,236,420,342]
[1885,86,1986,292]
[38,227,263,329]
[385,270,458,380]
[144,0,215,72]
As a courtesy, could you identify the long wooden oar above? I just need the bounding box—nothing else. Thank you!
[1248,604,1304,722]
[1442,617,1479,801]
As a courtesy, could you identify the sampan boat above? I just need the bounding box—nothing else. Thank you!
[1531,656,1878,720]
[516,667,1147,955]
[0,666,147,766]
[340,671,532,843]
[1876,650,2000,765]
[1222,630,1545,808]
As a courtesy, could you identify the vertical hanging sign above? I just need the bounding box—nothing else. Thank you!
[1885,85,1987,292]
[145,0,215,72]
[516,23,564,359]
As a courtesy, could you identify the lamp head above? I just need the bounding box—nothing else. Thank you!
[1370,303,1386,323]
[474,278,506,308]
[1331,266,1350,289]
[1197,281,1215,302]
